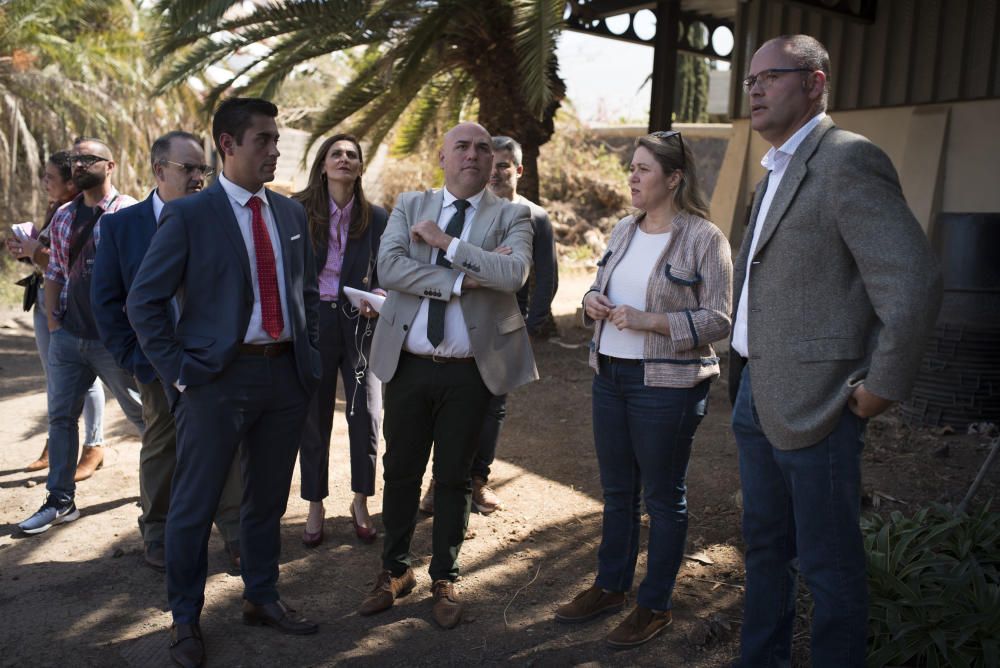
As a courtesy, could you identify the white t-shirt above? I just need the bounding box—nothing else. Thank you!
[598,228,672,359]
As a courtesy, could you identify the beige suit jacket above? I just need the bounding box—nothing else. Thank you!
[371,188,538,395]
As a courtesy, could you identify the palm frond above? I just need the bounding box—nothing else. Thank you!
[511,0,564,118]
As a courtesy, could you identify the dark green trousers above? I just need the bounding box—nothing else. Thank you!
[137,379,241,544]
[381,353,492,581]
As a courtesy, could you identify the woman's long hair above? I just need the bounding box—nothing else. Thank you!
[634,132,711,220]
[294,134,371,249]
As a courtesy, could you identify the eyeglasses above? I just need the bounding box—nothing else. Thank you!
[650,130,686,169]
[161,160,215,178]
[69,154,110,167]
[743,68,814,92]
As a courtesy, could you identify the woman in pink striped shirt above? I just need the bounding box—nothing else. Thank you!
[294,134,388,547]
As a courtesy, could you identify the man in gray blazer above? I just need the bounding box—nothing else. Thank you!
[730,35,941,667]
[128,98,321,667]
[359,122,537,629]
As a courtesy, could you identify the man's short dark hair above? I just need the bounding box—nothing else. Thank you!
[491,136,523,167]
[212,97,278,157]
[151,131,202,170]
[73,136,113,158]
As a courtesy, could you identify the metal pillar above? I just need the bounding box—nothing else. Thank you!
[648,0,680,132]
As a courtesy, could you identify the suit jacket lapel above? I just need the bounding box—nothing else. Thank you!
[416,190,443,264]
[207,180,253,286]
[752,118,834,257]
[266,190,295,292]
[467,189,502,248]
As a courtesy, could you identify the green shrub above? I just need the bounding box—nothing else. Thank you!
[863,502,1000,667]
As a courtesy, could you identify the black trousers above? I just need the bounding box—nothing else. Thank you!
[381,353,492,581]
[298,302,381,500]
[166,351,309,624]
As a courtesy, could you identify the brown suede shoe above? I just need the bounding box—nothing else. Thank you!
[555,584,626,623]
[25,443,49,472]
[74,445,104,482]
[419,479,434,515]
[431,579,463,629]
[472,476,501,514]
[358,568,416,616]
[606,606,672,648]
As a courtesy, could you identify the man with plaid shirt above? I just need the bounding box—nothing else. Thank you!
[18,137,145,535]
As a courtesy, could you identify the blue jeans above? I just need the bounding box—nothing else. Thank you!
[46,328,144,505]
[34,289,104,447]
[733,368,868,668]
[592,359,709,610]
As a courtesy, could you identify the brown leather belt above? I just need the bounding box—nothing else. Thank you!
[402,351,475,364]
[239,342,292,357]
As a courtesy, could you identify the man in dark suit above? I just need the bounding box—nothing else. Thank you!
[358,122,537,630]
[92,131,242,573]
[730,35,941,666]
[127,98,321,668]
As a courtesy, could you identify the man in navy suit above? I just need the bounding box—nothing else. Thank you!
[127,99,322,668]
[92,131,242,573]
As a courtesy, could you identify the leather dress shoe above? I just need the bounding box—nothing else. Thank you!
[431,579,464,629]
[350,502,377,544]
[224,540,241,573]
[144,541,166,572]
[242,599,318,635]
[169,623,204,668]
[358,568,416,616]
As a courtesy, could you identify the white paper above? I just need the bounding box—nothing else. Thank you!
[343,286,385,314]
[11,222,34,240]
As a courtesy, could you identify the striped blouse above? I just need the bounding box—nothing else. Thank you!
[584,210,734,388]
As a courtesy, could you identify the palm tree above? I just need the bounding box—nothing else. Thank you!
[152,0,566,201]
[0,0,198,220]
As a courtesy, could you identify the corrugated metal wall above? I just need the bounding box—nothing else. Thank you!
[731,0,1000,118]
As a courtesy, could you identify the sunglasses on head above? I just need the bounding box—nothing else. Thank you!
[649,130,686,169]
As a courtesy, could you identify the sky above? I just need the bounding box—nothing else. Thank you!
[555,29,732,125]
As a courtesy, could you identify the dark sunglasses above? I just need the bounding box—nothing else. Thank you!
[161,160,215,177]
[649,130,686,169]
[70,154,110,167]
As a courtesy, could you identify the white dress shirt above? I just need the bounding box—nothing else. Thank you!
[152,190,165,222]
[402,186,487,357]
[731,112,826,357]
[218,173,292,343]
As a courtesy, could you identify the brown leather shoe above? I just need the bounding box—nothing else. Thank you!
[25,443,49,472]
[144,542,166,572]
[555,584,626,623]
[242,599,318,635]
[419,479,435,515]
[224,540,241,574]
[431,579,463,629]
[472,476,501,514]
[169,623,204,667]
[606,605,672,648]
[358,568,416,616]
[74,445,104,482]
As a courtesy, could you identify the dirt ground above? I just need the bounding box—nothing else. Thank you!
[1,267,996,667]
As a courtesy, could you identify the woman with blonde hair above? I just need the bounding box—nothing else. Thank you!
[294,134,387,546]
[555,131,733,648]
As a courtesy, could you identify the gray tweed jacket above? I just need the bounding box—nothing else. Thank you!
[733,117,942,449]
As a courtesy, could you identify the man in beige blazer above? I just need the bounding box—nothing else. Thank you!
[360,122,537,629]
[730,36,941,667]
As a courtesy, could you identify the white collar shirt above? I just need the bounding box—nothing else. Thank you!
[152,190,165,223]
[731,112,826,357]
[402,186,487,357]
[218,172,292,343]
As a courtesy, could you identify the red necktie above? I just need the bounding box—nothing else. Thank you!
[247,196,284,340]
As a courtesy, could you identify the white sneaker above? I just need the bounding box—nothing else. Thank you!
[18,497,80,535]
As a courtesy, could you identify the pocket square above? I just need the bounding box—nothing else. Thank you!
[290,234,301,241]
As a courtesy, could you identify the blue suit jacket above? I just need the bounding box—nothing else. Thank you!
[92,191,159,383]
[126,179,321,392]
